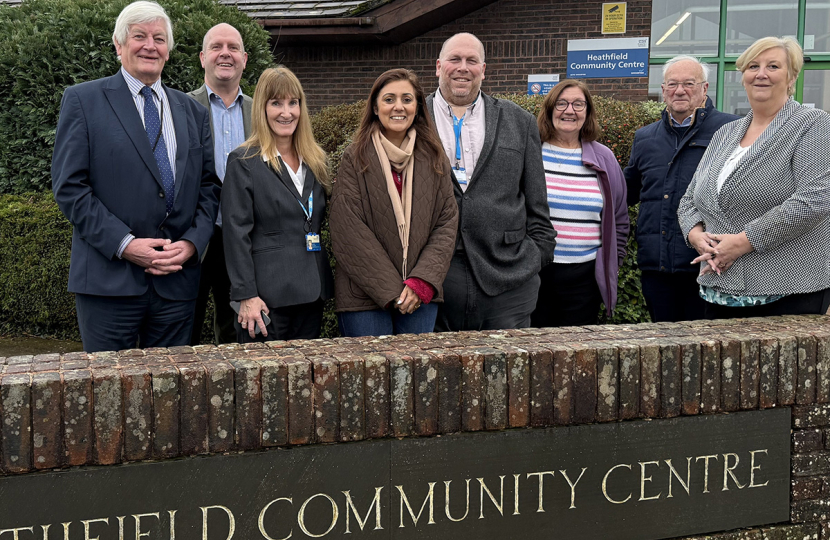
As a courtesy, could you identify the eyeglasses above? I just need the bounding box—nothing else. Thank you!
[554,100,587,112]
[663,81,704,91]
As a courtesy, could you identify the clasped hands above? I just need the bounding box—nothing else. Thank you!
[122,238,196,276]
[688,225,753,276]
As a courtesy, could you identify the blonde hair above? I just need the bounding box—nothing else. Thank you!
[243,67,330,189]
[736,36,803,96]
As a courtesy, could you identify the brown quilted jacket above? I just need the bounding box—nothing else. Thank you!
[330,143,458,312]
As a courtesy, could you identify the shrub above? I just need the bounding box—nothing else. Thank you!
[3,91,661,341]
[0,193,78,339]
[0,0,273,194]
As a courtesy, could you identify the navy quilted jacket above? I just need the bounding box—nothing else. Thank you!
[624,97,738,273]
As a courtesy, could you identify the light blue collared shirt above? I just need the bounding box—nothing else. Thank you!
[206,84,245,228]
[117,67,178,258]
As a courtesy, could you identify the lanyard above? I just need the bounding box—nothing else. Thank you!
[297,191,313,221]
[453,114,465,167]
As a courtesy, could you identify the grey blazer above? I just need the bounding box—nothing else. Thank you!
[426,92,556,297]
[221,146,334,308]
[187,84,253,139]
[678,99,830,296]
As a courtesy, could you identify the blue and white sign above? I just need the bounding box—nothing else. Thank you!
[527,74,560,96]
[567,37,649,79]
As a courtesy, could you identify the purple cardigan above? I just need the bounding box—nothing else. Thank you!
[580,141,630,315]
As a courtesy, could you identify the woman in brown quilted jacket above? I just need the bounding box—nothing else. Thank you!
[330,69,458,336]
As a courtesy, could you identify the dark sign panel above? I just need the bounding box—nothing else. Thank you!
[0,409,790,540]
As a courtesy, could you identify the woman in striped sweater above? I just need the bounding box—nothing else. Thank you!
[531,79,629,327]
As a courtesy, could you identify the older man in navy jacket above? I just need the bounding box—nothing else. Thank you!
[52,1,220,352]
[624,56,737,322]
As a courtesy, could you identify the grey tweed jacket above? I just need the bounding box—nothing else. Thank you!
[426,92,557,297]
[187,84,253,139]
[678,99,830,296]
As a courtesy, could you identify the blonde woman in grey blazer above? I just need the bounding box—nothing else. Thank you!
[678,37,830,318]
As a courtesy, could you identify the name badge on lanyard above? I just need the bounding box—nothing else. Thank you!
[297,191,321,252]
[453,114,468,189]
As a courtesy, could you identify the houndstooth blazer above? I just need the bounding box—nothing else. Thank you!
[678,99,830,296]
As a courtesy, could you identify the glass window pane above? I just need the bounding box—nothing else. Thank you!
[721,68,752,116]
[725,0,798,56]
[648,64,719,106]
[805,0,830,54]
[651,0,721,57]
[802,70,830,113]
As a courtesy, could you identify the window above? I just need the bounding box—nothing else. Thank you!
[651,0,721,57]
[725,0,798,55]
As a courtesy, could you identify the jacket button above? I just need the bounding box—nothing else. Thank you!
[668,161,673,166]
[158,191,164,198]
[664,194,669,199]
[661,266,665,270]
[662,230,666,235]
[463,195,469,200]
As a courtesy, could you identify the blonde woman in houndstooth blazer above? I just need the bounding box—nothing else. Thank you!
[678,37,830,319]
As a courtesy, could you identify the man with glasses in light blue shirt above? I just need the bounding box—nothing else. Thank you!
[188,23,253,345]
[624,55,738,322]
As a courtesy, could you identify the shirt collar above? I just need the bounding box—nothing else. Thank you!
[121,67,164,99]
[435,89,481,119]
[205,83,244,106]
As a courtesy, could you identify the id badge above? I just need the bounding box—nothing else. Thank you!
[306,233,321,252]
[454,167,468,189]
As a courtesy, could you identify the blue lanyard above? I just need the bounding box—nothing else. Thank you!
[453,114,465,167]
[297,191,313,222]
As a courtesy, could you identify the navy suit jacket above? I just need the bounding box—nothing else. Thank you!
[52,71,220,301]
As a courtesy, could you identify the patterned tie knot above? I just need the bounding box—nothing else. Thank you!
[140,86,154,100]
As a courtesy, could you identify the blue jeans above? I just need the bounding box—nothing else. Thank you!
[338,303,438,337]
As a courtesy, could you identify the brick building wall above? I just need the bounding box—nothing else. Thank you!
[2,316,830,538]
[274,0,653,110]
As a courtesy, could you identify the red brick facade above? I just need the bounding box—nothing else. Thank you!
[274,0,653,110]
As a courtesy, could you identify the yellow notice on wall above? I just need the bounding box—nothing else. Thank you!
[602,2,627,34]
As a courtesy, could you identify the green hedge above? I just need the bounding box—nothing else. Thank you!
[0,0,273,194]
[1,95,660,341]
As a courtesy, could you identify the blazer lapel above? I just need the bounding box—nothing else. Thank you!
[301,165,315,203]
[469,94,499,186]
[242,95,253,139]
[103,73,164,190]
[168,86,189,199]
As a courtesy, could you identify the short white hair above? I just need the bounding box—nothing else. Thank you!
[662,55,710,82]
[112,1,174,51]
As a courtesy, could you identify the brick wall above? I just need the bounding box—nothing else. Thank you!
[3,315,830,539]
[273,0,652,110]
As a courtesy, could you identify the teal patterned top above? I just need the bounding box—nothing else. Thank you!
[699,285,785,307]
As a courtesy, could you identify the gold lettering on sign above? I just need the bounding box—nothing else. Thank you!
[298,494,338,538]
[444,480,471,522]
[82,517,109,540]
[638,461,662,501]
[200,506,235,540]
[665,458,692,498]
[722,453,746,491]
[62,522,71,540]
[168,510,178,540]
[40,525,51,540]
[116,516,125,540]
[477,476,505,518]
[133,513,159,540]
[602,463,632,504]
[257,497,293,540]
[343,487,384,533]
[749,449,769,488]
[695,454,719,493]
[526,471,556,512]
[513,474,521,516]
[396,483,436,528]
[559,468,587,509]
[0,527,35,539]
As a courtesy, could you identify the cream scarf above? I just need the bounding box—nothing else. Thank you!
[371,128,416,279]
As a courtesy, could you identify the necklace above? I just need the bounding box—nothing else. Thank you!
[548,142,581,167]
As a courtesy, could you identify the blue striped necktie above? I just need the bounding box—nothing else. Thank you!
[140,86,174,214]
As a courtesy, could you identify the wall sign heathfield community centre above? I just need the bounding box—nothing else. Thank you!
[0,409,789,540]
[567,37,649,79]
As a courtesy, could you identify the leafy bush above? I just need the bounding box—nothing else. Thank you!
[0,193,78,339]
[0,0,273,194]
[2,89,661,340]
